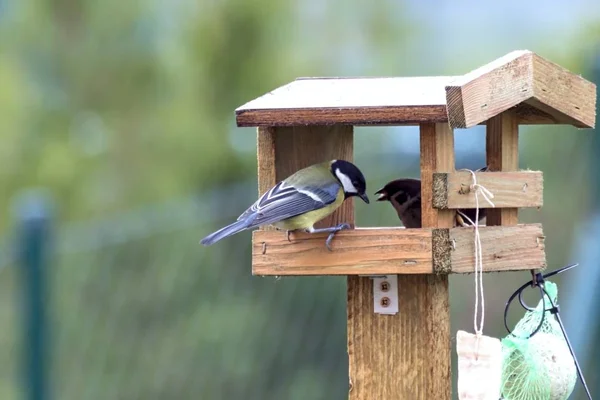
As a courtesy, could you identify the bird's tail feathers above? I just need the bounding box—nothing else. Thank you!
[200,218,253,246]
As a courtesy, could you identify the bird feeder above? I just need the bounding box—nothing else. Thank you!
[234,50,597,399]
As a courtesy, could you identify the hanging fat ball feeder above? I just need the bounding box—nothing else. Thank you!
[501,264,592,400]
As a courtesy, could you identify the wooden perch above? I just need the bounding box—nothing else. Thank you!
[252,224,546,276]
[445,50,596,129]
[432,171,543,210]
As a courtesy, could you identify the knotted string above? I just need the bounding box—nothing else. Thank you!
[458,169,496,336]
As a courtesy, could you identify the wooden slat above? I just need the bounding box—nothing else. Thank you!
[486,111,519,225]
[449,224,546,272]
[432,171,543,209]
[251,225,547,276]
[446,50,532,129]
[257,127,277,231]
[445,50,596,129]
[528,53,596,128]
[253,228,433,275]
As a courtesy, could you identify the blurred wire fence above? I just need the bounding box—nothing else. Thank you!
[0,148,429,400]
[1,181,353,400]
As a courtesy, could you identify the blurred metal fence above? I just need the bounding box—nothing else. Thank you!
[1,181,353,400]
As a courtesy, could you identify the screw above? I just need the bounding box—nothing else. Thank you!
[380,281,390,292]
[380,297,390,307]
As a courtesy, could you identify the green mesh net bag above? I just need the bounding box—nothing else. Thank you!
[500,281,577,400]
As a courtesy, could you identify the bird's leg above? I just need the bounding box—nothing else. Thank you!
[308,223,351,251]
[286,230,292,242]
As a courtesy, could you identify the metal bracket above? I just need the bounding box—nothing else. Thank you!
[371,275,399,315]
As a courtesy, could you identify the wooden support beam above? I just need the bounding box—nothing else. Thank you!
[432,171,543,210]
[445,50,596,129]
[252,225,547,276]
[416,122,454,399]
[486,111,519,225]
[415,122,453,399]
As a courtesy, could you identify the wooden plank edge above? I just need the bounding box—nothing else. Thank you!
[252,227,433,276]
[531,54,597,129]
[432,171,543,209]
[236,106,449,127]
[445,51,534,129]
[236,105,570,127]
[251,225,546,276]
[448,223,546,273]
[445,50,597,129]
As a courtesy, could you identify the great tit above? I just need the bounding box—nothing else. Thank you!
[200,159,369,250]
[375,166,488,228]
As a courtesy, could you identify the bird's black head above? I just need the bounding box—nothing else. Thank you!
[330,160,369,204]
[374,179,421,204]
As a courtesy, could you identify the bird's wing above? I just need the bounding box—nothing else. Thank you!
[237,180,340,228]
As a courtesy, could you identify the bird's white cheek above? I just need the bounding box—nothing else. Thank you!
[335,169,357,193]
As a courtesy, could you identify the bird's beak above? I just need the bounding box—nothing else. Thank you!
[374,188,388,202]
[359,192,370,204]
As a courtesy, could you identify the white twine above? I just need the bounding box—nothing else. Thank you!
[459,169,495,336]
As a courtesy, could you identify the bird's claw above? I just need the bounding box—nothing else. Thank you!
[286,230,292,242]
[325,223,351,251]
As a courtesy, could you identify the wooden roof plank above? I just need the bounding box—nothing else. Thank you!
[530,54,597,128]
[445,50,596,129]
[236,76,452,126]
[445,50,534,129]
[235,51,597,128]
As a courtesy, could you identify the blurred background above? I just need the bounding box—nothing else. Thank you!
[1,0,600,399]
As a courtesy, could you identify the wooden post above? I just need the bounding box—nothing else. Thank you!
[419,122,454,398]
[486,110,519,225]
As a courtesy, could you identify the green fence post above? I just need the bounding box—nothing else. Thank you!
[15,190,54,400]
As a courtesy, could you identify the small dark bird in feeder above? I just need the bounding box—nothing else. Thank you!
[375,167,489,228]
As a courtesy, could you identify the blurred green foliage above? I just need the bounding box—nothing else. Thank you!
[1,0,600,399]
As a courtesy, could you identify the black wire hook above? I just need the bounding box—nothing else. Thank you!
[503,264,577,338]
[502,263,592,400]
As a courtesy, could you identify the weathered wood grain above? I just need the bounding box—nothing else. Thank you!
[257,127,277,231]
[253,228,433,275]
[486,111,519,225]
[448,224,546,273]
[445,50,596,129]
[416,122,454,400]
[432,171,543,210]
[251,225,547,276]
[529,53,596,128]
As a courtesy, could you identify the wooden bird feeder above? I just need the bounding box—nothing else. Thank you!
[234,50,597,399]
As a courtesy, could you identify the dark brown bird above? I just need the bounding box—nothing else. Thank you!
[375,167,488,228]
